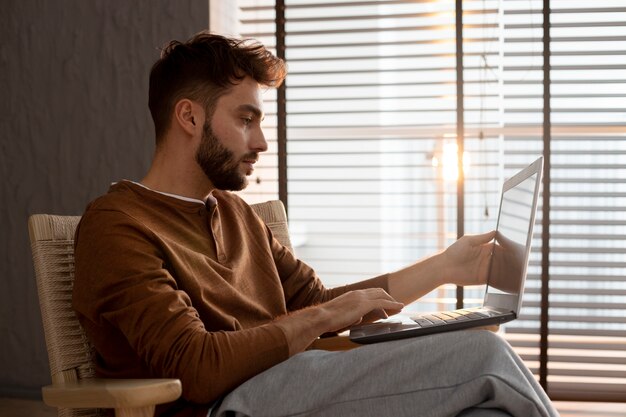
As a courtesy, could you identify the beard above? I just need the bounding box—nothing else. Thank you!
[195,121,257,191]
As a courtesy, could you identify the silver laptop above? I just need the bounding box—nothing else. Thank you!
[350,157,543,344]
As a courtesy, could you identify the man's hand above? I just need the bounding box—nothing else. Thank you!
[274,288,403,356]
[488,231,526,293]
[317,288,404,332]
[441,230,496,287]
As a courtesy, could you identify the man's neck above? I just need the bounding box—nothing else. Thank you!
[141,150,215,201]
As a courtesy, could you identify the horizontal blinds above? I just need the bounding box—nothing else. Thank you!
[476,0,546,386]
[284,0,464,321]
[237,3,281,204]
[236,0,626,402]
[543,0,626,401]
[465,0,626,400]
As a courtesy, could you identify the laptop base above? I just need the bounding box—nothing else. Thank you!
[349,308,515,344]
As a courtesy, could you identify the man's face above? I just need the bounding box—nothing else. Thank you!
[195,77,267,191]
[195,121,252,191]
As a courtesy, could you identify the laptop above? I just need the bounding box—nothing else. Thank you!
[349,156,544,344]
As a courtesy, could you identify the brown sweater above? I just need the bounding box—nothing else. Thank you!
[73,181,388,416]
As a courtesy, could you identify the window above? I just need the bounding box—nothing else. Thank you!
[231,0,626,401]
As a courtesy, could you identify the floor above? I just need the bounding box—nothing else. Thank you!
[0,397,56,417]
[0,397,624,417]
[553,402,626,417]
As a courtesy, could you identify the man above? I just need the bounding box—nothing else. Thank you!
[73,32,558,417]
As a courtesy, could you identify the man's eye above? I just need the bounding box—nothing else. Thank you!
[242,117,252,125]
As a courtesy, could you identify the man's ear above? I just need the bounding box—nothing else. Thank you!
[173,99,202,136]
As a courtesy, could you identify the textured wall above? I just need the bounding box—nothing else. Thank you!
[0,0,208,397]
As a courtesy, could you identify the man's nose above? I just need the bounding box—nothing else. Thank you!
[251,128,268,153]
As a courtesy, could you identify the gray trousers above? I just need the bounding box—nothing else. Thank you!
[211,330,559,417]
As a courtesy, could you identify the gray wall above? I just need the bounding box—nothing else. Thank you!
[0,0,208,397]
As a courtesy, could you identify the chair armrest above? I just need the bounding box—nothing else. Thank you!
[42,378,182,409]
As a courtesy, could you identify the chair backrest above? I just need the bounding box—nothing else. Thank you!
[28,200,290,417]
[251,199,293,252]
[29,214,93,417]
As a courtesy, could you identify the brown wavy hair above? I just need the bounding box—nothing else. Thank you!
[148,31,287,143]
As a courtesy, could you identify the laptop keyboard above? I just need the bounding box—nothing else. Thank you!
[409,308,500,327]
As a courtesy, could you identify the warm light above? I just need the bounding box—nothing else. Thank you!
[432,141,470,181]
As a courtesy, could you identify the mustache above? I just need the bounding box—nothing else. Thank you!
[240,152,259,163]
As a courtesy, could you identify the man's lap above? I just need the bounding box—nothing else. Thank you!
[211,330,556,417]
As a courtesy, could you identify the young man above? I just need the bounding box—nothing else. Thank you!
[73,32,557,417]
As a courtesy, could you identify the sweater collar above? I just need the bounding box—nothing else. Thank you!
[114,180,218,208]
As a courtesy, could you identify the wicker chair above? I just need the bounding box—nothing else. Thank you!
[28,200,297,417]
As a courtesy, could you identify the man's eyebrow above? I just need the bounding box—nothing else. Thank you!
[236,104,264,119]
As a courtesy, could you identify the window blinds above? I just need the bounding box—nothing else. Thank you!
[235,0,626,401]
[540,0,626,401]
[234,3,281,204]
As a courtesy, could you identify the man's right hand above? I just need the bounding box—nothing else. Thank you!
[318,288,404,332]
[274,288,403,356]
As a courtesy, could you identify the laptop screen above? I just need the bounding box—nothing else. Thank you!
[484,159,542,314]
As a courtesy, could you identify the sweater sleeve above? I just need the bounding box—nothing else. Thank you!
[73,209,290,404]
[268,227,390,310]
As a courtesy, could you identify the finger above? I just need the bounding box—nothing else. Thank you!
[359,306,402,327]
[480,230,496,241]
[359,288,404,306]
[371,308,388,320]
[378,300,404,310]
[374,290,403,305]
[360,297,403,312]
[359,299,404,321]
[465,230,496,244]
